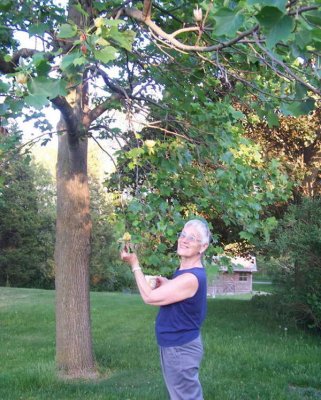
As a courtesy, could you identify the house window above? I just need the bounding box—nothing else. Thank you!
[239,272,248,281]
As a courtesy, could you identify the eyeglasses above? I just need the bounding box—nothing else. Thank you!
[177,232,202,243]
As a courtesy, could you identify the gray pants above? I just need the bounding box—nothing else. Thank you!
[159,335,204,400]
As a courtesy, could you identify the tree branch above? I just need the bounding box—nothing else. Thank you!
[287,5,319,16]
[0,48,38,74]
[170,27,200,38]
[89,133,119,172]
[89,67,167,122]
[88,95,122,123]
[122,5,321,97]
[51,96,80,135]
[142,0,152,20]
[254,36,321,96]
[98,68,131,99]
[122,7,259,53]
[196,51,295,102]
[130,119,201,144]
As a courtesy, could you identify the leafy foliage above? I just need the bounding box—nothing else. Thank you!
[259,198,321,331]
[244,108,321,198]
[107,95,292,275]
[0,151,56,288]
[0,0,318,281]
[0,0,319,258]
[0,136,131,291]
[89,178,135,291]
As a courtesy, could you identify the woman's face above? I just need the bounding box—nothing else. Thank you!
[177,225,207,258]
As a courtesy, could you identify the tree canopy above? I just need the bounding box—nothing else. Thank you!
[1,0,319,244]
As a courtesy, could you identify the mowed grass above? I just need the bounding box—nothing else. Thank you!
[1,287,321,400]
[253,282,275,294]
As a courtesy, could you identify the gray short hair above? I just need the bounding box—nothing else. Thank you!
[184,219,211,245]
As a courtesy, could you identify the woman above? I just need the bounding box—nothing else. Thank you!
[120,219,211,400]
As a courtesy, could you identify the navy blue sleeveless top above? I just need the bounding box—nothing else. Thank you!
[155,267,207,347]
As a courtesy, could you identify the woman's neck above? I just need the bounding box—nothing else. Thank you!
[179,255,203,269]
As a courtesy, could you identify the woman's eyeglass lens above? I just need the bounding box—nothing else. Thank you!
[177,232,201,243]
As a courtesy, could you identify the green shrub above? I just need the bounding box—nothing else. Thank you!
[257,198,321,331]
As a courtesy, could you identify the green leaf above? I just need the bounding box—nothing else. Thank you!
[94,46,117,63]
[261,216,278,242]
[32,53,51,76]
[128,200,143,214]
[32,52,46,66]
[127,147,144,159]
[24,94,49,109]
[28,23,48,36]
[255,7,283,30]
[267,112,279,127]
[0,81,10,92]
[295,29,312,50]
[294,82,308,100]
[147,254,161,267]
[213,8,244,37]
[73,56,87,66]
[229,106,244,121]
[60,52,82,71]
[221,151,233,164]
[109,28,136,51]
[304,11,321,28]
[0,0,12,11]
[57,23,77,39]
[28,77,67,99]
[311,28,321,43]
[6,98,24,114]
[74,2,89,17]
[266,15,294,49]
[105,19,123,27]
[93,1,109,12]
[248,0,287,12]
[280,98,315,117]
[0,103,9,116]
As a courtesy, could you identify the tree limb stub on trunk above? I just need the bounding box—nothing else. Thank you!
[51,97,80,136]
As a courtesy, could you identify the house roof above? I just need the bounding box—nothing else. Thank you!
[212,255,258,272]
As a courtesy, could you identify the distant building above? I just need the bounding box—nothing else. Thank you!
[208,256,257,297]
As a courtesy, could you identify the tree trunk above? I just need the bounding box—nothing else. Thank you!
[54,117,96,378]
[302,139,321,197]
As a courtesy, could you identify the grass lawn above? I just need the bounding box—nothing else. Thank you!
[252,282,275,294]
[1,287,321,400]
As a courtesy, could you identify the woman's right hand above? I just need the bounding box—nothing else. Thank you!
[120,249,139,270]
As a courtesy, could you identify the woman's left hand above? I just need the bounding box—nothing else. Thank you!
[155,276,169,288]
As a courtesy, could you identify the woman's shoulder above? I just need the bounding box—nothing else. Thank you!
[176,267,206,278]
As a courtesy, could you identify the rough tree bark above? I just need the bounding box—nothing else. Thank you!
[54,117,96,378]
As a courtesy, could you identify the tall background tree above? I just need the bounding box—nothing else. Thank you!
[0,0,320,378]
[0,132,56,288]
[244,109,321,199]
